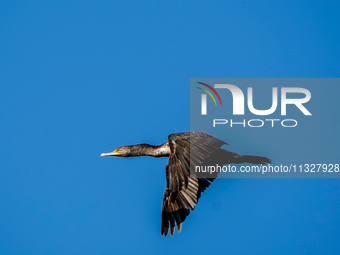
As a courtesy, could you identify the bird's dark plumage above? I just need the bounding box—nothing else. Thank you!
[101,131,271,236]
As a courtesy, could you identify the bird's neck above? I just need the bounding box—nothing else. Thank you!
[129,142,170,157]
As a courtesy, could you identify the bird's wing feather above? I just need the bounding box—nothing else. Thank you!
[162,132,227,236]
[167,132,227,192]
[161,174,214,236]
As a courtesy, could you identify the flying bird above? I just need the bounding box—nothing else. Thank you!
[101,132,271,236]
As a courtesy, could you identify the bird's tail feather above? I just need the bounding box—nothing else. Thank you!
[203,149,271,165]
[236,155,272,165]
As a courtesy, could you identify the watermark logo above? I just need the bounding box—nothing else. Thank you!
[196,82,222,115]
[197,82,312,128]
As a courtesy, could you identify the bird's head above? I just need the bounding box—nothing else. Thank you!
[100,146,132,157]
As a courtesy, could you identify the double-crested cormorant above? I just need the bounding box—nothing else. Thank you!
[101,132,271,236]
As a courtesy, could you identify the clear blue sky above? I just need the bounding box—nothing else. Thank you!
[1,1,339,254]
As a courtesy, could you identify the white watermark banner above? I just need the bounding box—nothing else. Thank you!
[190,78,340,178]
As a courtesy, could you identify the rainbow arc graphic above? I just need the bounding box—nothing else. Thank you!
[197,82,222,106]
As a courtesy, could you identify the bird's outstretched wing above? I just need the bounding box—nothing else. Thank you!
[161,174,214,236]
[161,132,227,236]
[161,132,271,236]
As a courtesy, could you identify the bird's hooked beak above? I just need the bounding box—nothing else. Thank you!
[100,149,123,157]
